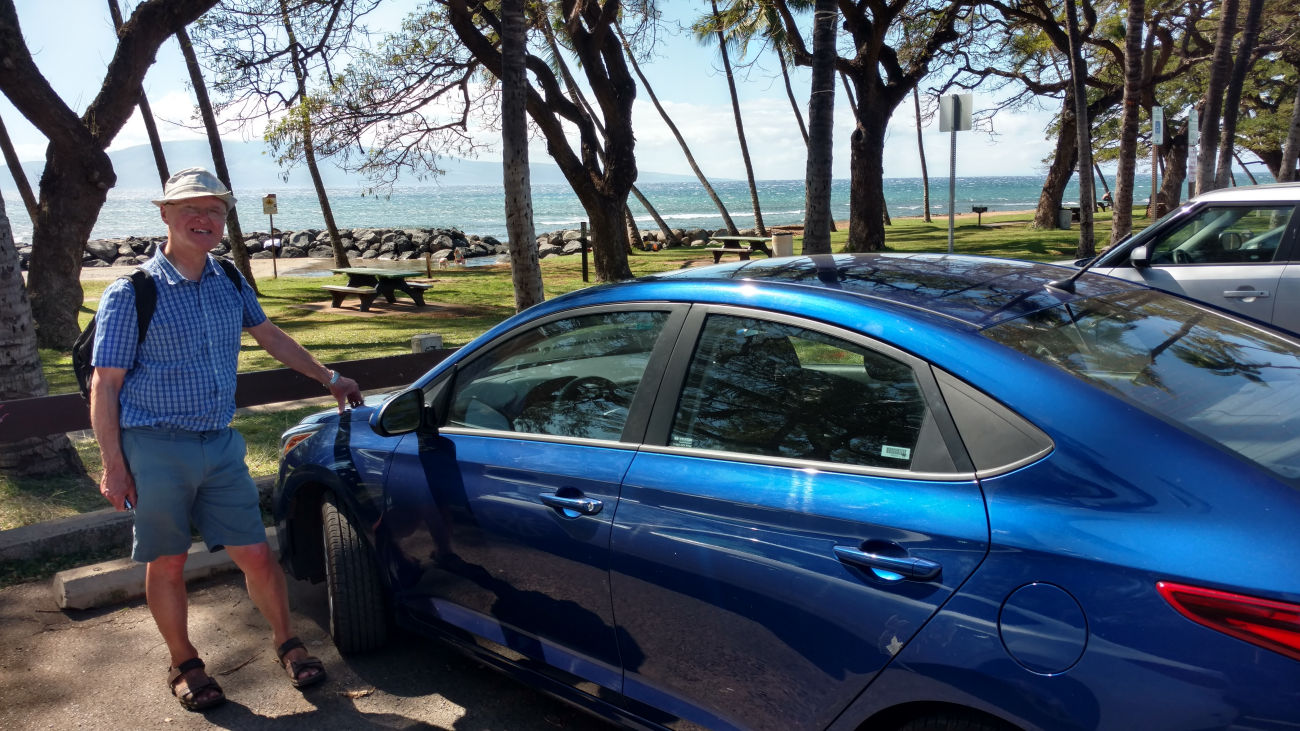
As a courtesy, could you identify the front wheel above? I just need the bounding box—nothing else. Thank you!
[321,492,388,653]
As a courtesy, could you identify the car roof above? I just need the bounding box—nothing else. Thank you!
[1185,181,1300,204]
[640,253,1139,328]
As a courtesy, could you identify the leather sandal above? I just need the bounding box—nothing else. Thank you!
[167,657,225,711]
[276,637,327,689]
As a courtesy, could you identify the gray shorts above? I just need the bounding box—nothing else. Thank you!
[121,427,267,563]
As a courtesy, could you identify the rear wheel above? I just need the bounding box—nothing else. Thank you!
[321,492,388,653]
[895,713,1016,731]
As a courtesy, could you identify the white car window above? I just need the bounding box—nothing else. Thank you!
[1148,205,1292,265]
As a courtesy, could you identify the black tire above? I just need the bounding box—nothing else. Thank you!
[321,492,388,653]
[895,713,1016,731]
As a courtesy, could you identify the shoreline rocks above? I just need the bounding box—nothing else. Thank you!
[17,224,774,270]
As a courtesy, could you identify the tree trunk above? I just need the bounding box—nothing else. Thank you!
[1195,0,1239,194]
[0,114,37,222]
[175,26,256,290]
[1065,0,1095,257]
[779,51,808,146]
[1034,96,1079,230]
[27,147,113,348]
[499,0,542,312]
[279,0,348,269]
[801,0,836,255]
[1158,127,1189,215]
[1281,71,1300,182]
[107,0,169,188]
[1110,0,1146,245]
[914,88,931,224]
[629,185,677,245]
[712,0,765,236]
[0,192,86,476]
[845,111,889,252]
[1214,0,1264,190]
[617,27,739,236]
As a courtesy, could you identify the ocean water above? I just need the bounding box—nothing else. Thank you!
[6,174,1179,244]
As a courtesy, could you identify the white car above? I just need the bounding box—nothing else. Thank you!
[1086,182,1300,334]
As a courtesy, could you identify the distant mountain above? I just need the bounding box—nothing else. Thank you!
[0,139,694,192]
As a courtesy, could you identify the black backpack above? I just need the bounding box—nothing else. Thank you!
[73,259,242,402]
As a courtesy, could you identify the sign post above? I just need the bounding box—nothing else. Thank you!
[263,194,279,279]
[939,94,973,254]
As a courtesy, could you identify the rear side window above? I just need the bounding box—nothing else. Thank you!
[669,314,930,469]
[985,290,1300,480]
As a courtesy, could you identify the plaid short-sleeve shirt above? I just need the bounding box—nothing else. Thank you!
[92,251,267,431]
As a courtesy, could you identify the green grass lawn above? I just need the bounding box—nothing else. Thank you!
[6,209,1137,534]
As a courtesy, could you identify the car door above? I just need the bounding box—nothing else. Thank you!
[379,305,685,696]
[1096,203,1298,328]
[609,308,991,731]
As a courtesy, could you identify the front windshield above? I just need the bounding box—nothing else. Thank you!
[984,291,1300,480]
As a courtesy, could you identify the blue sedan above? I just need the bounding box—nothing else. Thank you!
[275,253,1300,730]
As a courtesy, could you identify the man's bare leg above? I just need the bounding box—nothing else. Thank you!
[148,554,222,704]
[226,542,323,684]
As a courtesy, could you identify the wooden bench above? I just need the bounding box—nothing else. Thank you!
[322,285,379,311]
[404,281,432,307]
[704,246,753,263]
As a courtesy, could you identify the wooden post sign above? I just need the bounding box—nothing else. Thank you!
[263,194,279,278]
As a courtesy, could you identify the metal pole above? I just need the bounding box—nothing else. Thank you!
[947,95,958,255]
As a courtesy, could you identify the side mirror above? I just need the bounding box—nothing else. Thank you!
[371,388,431,437]
[1129,245,1151,268]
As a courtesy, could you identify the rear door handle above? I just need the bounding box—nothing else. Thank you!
[1223,289,1270,298]
[540,492,603,516]
[834,545,942,581]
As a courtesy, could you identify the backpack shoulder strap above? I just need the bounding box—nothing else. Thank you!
[215,258,244,291]
[127,268,157,345]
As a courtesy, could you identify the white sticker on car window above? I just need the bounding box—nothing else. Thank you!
[881,445,912,460]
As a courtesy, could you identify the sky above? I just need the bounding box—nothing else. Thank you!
[0,0,1066,186]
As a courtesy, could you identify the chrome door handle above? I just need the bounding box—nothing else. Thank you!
[834,545,942,581]
[1223,289,1270,298]
[540,492,603,516]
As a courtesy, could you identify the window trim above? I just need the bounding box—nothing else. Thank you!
[428,303,690,444]
[641,304,979,480]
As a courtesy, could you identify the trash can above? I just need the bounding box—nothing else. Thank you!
[1057,209,1072,230]
[771,232,794,257]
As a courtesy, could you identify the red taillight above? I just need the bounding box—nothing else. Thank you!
[1157,581,1300,662]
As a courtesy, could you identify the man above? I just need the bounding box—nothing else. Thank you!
[90,168,364,712]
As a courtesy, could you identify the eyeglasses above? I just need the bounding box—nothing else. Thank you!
[168,203,228,220]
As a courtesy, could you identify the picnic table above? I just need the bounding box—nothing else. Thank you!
[326,267,430,310]
[705,235,773,263]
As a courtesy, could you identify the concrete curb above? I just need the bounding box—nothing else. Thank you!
[53,528,280,610]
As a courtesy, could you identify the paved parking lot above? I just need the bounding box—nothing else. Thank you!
[0,572,616,730]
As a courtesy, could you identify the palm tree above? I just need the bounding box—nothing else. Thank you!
[1065,0,1095,257]
[801,0,835,254]
[0,114,37,222]
[107,0,169,188]
[1213,0,1266,190]
[1110,0,1146,245]
[500,0,543,312]
[1281,72,1300,182]
[615,23,740,236]
[700,0,766,235]
[0,192,85,476]
[913,89,932,224]
[1195,0,1240,194]
[176,27,257,289]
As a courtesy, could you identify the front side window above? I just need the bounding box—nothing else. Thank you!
[670,315,928,469]
[985,291,1300,480]
[446,310,669,441]
[1147,205,1293,265]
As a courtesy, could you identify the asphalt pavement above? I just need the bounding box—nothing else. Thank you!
[0,569,617,730]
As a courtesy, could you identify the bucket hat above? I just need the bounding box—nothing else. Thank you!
[151,167,237,209]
